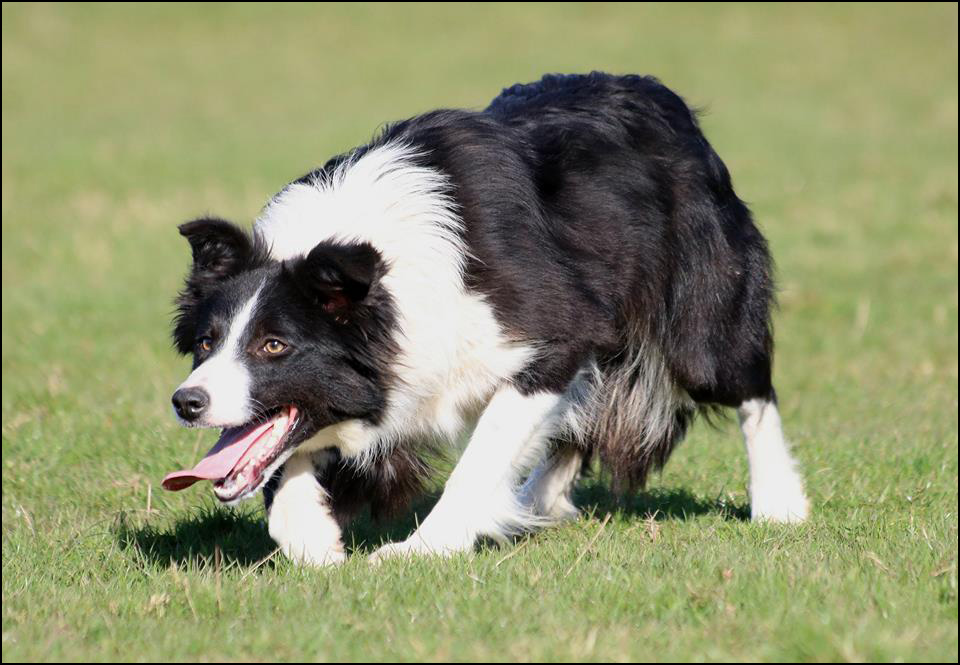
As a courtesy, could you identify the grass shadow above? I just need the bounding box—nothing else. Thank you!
[115,507,276,570]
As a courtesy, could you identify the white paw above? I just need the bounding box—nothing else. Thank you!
[270,511,348,567]
[368,540,418,564]
[280,542,348,567]
[751,478,810,523]
[540,495,580,523]
[368,536,468,564]
[267,453,348,567]
[520,491,580,524]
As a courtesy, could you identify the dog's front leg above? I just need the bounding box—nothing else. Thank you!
[267,452,346,566]
[370,385,564,562]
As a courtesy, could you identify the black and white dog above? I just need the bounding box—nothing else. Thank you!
[163,72,809,565]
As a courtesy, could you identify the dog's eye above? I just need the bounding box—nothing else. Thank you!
[197,337,213,353]
[262,339,287,355]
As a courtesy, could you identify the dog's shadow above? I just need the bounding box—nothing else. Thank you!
[116,507,277,570]
[343,483,749,555]
[117,483,748,569]
[573,483,750,522]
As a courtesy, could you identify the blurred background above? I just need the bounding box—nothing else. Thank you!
[3,4,956,408]
[2,3,957,661]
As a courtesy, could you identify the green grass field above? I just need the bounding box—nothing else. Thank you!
[2,3,957,662]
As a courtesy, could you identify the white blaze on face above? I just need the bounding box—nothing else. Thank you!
[175,286,263,427]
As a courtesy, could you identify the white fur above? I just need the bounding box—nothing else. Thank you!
[519,446,583,522]
[254,143,535,463]
[370,386,565,561]
[175,285,262,427]
[267,451,346,566]
[738,398,809,522]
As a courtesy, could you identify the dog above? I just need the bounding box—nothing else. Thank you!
[162,72,809,565]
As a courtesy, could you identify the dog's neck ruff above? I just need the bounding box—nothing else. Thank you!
[253,143,533,465]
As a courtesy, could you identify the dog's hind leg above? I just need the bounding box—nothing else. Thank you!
[738,395,809,523]
[519,445,583,522]
[266,452,347,566]
[369,385,566,561]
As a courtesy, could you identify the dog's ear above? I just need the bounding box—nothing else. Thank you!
[178,217,253,282]
[172,218,254,354]
[287,241,384,321]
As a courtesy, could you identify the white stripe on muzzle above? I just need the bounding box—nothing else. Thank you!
[174,286,262,427]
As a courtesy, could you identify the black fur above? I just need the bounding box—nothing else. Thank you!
[368,73,774,405]
[173,71,778,520]
[173,217,271,355]
[262,443,440,525]
[173,223,399,448]
[363,72,775,488]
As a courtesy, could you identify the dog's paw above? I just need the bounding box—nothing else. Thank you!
[271,528,348,567]
[368,538,465,564]
[367,540,415,564]
[750,476,810,523]
[282,544,348,567]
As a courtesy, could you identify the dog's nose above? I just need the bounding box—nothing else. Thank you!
[172,387,209,422]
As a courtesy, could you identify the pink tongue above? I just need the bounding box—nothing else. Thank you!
[161,420,275,491]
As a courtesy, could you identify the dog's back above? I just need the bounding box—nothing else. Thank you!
[372,72,777,489]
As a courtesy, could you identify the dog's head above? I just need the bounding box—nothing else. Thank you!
[165,217,396,502]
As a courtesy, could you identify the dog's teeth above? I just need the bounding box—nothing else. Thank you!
[216,411,293,501]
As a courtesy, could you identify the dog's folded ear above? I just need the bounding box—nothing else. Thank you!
[178,217,254,282]
[287,241,384,320]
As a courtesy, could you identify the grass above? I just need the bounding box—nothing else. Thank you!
[2,2,957,661]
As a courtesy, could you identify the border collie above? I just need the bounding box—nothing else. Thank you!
[162,72,809,565]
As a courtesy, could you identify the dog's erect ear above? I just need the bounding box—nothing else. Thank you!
[178,217,253,282]
[172,218,254,355]
[288,241,384,320]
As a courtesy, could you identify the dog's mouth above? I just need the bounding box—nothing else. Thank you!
[162,405,300,502]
